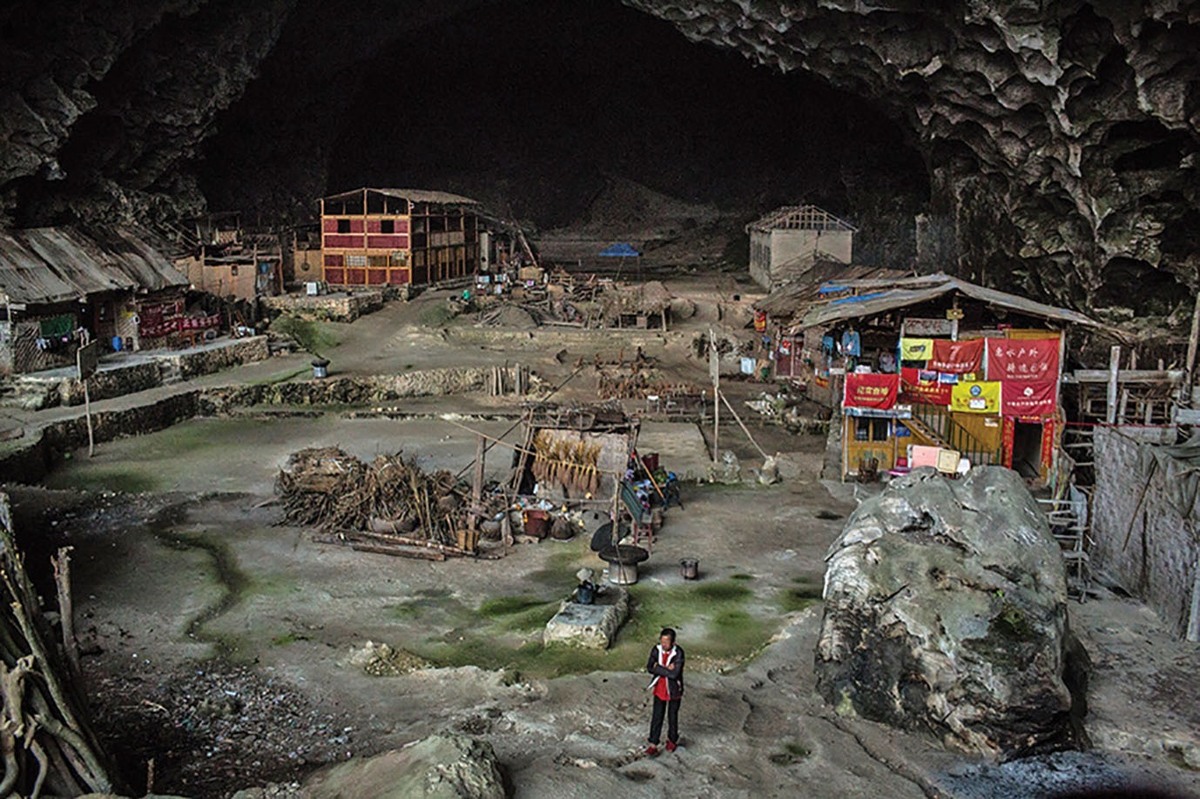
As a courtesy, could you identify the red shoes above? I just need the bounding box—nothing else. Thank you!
[665,741,677,752]
[645,745,659,756]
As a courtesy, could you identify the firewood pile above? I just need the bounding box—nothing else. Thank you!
[531,432,603,495]
[0,498,117,796]
[276,448,485,557]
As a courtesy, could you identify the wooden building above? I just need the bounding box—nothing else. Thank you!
[178,215,283,302]
[319,188,481,288]
[0,226,189,373]
[770,274,1102,488]
[745,205,856,291]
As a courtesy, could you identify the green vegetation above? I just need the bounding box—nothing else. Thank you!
[418,303,457,328]
[44,466,159,494]
[405,574,780,678]
[250,367,310,386]
[769,740,812,765]
[730,573,755,581]
[780,576,823,613]
[270,314,340,356]
[271,631,308,647]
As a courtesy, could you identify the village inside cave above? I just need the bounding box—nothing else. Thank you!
[1,2,1199,798]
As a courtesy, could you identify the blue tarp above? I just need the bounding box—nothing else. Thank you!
[598,242,641,257]
[830,291,886,306]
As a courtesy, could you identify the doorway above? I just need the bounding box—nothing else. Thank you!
[1011,421,1044,478]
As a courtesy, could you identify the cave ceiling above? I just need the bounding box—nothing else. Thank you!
[1,0,1197,316]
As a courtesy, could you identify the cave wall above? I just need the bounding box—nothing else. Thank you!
[2,0,1198,317]
[625,0,1200,315]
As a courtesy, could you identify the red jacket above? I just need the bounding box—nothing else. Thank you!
[646,644,685,700]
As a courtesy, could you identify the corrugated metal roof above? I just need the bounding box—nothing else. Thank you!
[321,187,482,206]
[754,263,911,316]
[0,226,187,307]
[797,274,1101,330]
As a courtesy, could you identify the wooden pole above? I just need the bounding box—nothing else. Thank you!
[1106,345,1121,425]
[470,435,484,534]
[52,547,81,682]
[83,377,94,458]
[710,328,719,464]
[719,389,769,460]
[1187,292,1200,403]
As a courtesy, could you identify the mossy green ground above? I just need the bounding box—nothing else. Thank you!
[396,539,801,679]
[45,417,275,493]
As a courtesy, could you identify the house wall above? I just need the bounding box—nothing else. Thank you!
[294,248,322,284]
[1093,427,1199,639]
[770,229,853,269]
[185,256,259,301]
[749,230,773,289]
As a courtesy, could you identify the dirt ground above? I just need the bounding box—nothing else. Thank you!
[5,283,1200,798]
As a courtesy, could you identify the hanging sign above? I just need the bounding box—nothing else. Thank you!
[950,380,1001,414]
[900,338,934,362]
[929,338,984,374]
[843,373,899,411]
[986,338,1059,383]
[899,367,951,406]
[1001,380,1057,417]
[987,338,1059,416]
[904,317,954,337]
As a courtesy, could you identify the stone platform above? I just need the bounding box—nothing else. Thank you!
[261,290,385,322]
[3,336,269,410]
[543,586,629,650]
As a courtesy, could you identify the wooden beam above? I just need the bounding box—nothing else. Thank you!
[1188,292,1200,403]
[1106,345,1120,424]
[1072,369,1186,384]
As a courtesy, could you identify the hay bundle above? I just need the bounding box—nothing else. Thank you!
[275,447,465,544]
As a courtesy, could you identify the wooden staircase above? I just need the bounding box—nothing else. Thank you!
[905,404,1003,466]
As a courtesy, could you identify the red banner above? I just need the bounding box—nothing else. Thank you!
[929,338,984,374]
[899,367,951,406]
[844,373,899,410]
[1001,380,1057,417]
[987,338,1059,417]
[986,338,1059,383]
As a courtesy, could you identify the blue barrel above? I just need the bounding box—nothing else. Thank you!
[111,336,123,352]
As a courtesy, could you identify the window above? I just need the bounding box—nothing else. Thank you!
[368,255,389,267]
[855,418,890,442]
[337,219,351,233]
[380,219,395,234]
[347,255,367,267]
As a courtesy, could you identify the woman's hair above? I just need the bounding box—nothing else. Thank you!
[660,628,676,643]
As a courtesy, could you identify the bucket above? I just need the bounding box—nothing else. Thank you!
[523,509,550,539]
[679,558,699,580]
[312,358,330,380]
[111,336,123,352]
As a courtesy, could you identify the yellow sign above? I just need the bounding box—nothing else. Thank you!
[900,338,934,361]
[950,381,1000,414]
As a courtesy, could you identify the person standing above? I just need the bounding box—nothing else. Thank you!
[645,627,684,755]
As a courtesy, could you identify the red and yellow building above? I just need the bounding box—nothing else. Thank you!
[319,188,481,287]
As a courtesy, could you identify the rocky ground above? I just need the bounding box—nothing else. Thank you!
[3,288,1199,798]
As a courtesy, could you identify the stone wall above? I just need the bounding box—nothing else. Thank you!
[200,366,518,411]
[0,391,201,484]
[1092,427,1199,639]
[261,291,385,323]
[168,336,269,380]
[57,361,163,406]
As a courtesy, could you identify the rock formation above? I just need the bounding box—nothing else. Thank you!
[628,0,1200,319]
[815,466,1088,759]
[301,733,506,799]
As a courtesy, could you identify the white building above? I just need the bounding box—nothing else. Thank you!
[746,205,856,290]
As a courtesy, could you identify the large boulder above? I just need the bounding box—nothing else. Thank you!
[303,733,506,799]
[815,466,1087,759]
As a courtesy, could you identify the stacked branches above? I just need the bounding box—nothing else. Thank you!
[0,495,116,798]
[275,448,464,547]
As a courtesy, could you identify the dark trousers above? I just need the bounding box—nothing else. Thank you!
[648,696,680,745]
